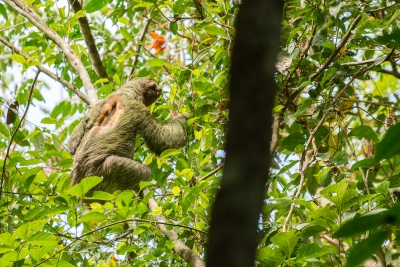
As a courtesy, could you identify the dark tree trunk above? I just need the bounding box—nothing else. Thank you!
[206,1,283,266]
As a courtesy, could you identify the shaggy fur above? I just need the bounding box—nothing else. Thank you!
[68,78,187,194]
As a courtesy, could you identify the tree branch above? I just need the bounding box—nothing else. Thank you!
[143,188,206,267]
[5,0,98,105]
[0,36,90,105]
[1,71,40,199]
[378,69,400,79]
[206,1,283,266]
[129,18,152,78]
[68,0,108,81]
[311,14,362,80]
[341,58,376,66]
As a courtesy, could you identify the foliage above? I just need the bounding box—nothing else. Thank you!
[1,0,400,266]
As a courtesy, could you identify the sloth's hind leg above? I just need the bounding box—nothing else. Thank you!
[102,155,151,192]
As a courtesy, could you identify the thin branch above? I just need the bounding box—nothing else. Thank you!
[342,97,400,111]
[341,58,375,66]
[311,14,362,80]
[129,18,152,78]
[368,3,397,13]
[270,87,303,157]
[320,233,349,251]
[198,164,224,181]
[378,69,400,79]
[5,0,98,105]
[68,0,108,81]
[1,71,40,199]
[282,62,379,232]
[0,36,90,105]
[193,0,204,20]
[0,20,27,32]
[143,188,206,267]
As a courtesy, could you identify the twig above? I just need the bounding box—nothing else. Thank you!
[282,62,380,232]
[342,97,400,111]
[0,36,90,105]
[0,21,27,32]
[341,58,376,66]
[270,87,303,157]
[1,71,40,199]
[68,0,108,81]
[368,3,397,13]
[5,0,98,105]
[311,14,362,80]
[320,233,349,251]
[129,18,152,78]
[378,69,400,79]
[143,188,206,267]
[284,22,317,89]
[198,164,224,181]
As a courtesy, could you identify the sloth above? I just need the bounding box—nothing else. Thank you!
[68,77,188,194]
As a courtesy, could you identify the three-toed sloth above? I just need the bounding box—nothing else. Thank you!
[68,77,188,194]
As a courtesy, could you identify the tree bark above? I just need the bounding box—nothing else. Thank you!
[206,1,283,266]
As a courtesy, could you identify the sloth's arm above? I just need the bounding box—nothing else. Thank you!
[137,107,187,156]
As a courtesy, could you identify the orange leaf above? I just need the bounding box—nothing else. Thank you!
[147,32,166,54]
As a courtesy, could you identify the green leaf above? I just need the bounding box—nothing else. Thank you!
[200,128,212,151]
[65,176,103,197]
[277,160,299,175]
[94,78,109,85]
[314,167,333,186]
[118,17,129,25]
[346,231,387,267]
[350,158,378,171]
[276,198,312,210]
[84,0,108,13]
[0,122,10,137]
[13,221,46,240]
[33,131,44,152]
[139,181,153,190]
[270,230,299,256]
[22,129,40,141]
[41,117,58,124]
[332,151,348,165]
[86,191,116,201]
[148,58,170,67]
[205,25,227,37]
[375,123,400,161]
[10,54,26,64]
[0,4,8,20]
[297,244,331,260]
[159,149,181,159]
[306,164,319,195]
[333,208,399,238]
[273,105,284,113]
[182,183,207,213]
[120,27,134,42]
[172,186,180,196]
[377,28,400,46]
[320,178,348,205]
[293,98,313,118]
[170,22,178,34]
[41,259,75,267]
[28,232,59,246]
[348,125,378,143]
[116,191,134,209]
[256,246,285,265]
[52,134,61,151]
[282,132,307,151]
[78,212,106,223]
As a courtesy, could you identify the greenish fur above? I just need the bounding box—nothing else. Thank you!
[68,78,187,194]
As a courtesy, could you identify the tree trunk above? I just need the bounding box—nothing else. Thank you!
[206,1,283,266]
